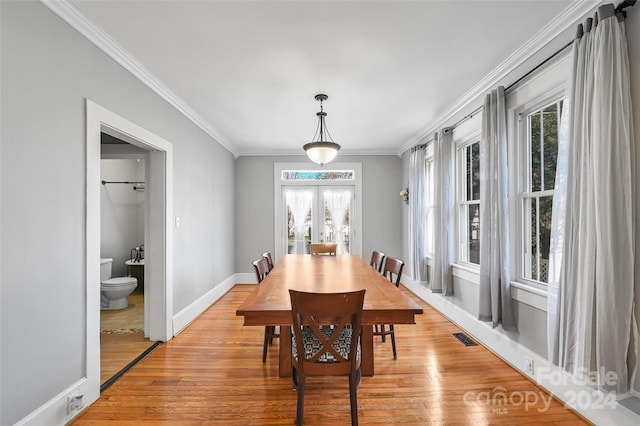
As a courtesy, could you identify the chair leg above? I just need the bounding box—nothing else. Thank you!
[349,372,359,426]
[296,376,306,426]
[262,326,270,363]
[390,325,397,360]
[291,365,298,389]
[379,324,386,342]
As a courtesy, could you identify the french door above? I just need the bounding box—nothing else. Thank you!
[283,186,354,255]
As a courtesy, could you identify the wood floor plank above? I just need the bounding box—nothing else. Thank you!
[100,292,154,384]
[73,285,588,425]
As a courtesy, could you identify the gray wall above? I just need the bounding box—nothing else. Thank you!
[235,155,403,273]
[0,2,235,424]
[101,159,146,277]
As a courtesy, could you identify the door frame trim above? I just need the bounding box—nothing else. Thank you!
[86,100,173,406]
[273,162,362,261]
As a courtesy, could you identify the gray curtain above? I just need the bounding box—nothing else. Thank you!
[547,4,637,395]
[432,129,454,295]
[408,146,428,282]
[478,86,516,331]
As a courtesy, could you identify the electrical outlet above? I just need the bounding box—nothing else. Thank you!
[525,358,534,375]
[67,393,84,414]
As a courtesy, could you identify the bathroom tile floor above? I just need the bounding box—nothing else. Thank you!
[100,291,155,385]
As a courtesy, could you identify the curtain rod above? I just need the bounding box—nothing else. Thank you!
[410,38,569,153]
[101,180,145,185]
[505,40,573,93]
[410,0,636,153]
[101,180,146,191]
[506,0,635,92]
[616,0,637,18]
[412,103,483,152]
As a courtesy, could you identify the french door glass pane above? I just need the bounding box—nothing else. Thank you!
[284,187,353,255]
[285,189,313,254]
[322,189,351,254]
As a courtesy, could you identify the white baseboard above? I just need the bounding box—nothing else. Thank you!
[402,275,640,426]
[18,273,255,426]
[235,272,258,284]
[15,378,92,426]
[172,274,237,335]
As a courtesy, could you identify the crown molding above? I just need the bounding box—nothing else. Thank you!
[236,148,400,158]
[397,0,603,156]
[40,0,237,157]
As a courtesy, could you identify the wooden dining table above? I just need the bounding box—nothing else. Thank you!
[236,254,424,377]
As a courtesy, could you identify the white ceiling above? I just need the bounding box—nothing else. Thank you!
[69,0,572,156]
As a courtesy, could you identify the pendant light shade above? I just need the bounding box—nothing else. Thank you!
[303,94,340,166]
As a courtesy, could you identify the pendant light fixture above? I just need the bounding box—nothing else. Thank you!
[303,94,341,166]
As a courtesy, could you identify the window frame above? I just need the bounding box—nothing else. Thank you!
[505,48,570,293]
[456,138,481,266]
[453,116,482,268]
[513,93,565,289]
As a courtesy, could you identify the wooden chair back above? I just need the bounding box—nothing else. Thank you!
[253,258,270,283]
[289,289,366,425]
[253,257,279,362]
[382,257,404,288]
[309,243,337,256]
[262,251,274,271]
[369,251,386,273]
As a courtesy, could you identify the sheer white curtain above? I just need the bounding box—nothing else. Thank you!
[286,190,312,254]
[547,4,637,395]
[409,146,428,282]
[432,129,454,295]
[478,86,516,330]
[324,190,350,254]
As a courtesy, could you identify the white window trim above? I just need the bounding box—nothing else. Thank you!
[450,264,548,311]
[506,50,570,292]
[514,95,565,289]
[453,115,482,268]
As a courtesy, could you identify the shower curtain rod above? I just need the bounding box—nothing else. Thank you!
[101,180,145,185]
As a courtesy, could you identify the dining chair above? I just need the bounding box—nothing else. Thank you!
[252,257,279,362]
[369,250,385,273]
[262,251,274,271]
[309,243,337,255]
[289,289,366,426]
[373,256,404,359]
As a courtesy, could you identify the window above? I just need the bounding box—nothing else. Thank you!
[457,141,480,264]
[281,170,354,181]
[521,99,564,283]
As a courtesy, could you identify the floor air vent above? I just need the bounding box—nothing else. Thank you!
[452,332,477,347]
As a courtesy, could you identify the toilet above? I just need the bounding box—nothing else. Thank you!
[100,258,138,310]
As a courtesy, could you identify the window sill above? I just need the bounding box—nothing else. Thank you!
[452,263,480,285]
[510,281,548,311]
[451,264,548,312]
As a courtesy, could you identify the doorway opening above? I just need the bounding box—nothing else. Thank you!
[274,163,362,261]
[284,186,354,255]
[99,133,157,389]
[85,100,174,405]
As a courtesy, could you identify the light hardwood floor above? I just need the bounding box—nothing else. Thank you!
[100,292,155,385]
[75,285,588,425]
